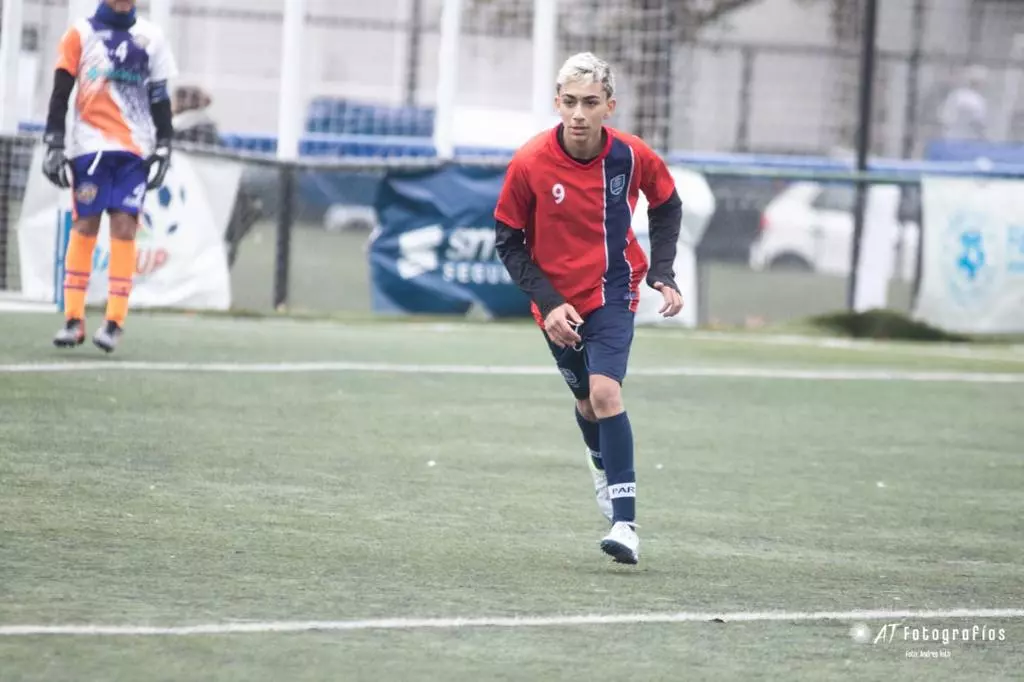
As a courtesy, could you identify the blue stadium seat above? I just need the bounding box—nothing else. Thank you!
[302,98,435,138]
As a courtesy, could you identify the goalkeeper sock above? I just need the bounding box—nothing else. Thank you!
[105,236,135,326]
[63,230,97,321]
[598,411,635,523]
[575,405,603,469]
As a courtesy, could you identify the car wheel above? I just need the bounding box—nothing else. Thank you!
[768,253,813,272]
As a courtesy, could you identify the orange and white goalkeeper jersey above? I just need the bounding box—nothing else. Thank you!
[56,16,178,159]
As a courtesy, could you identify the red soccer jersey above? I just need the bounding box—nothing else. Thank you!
[494,125,677,327]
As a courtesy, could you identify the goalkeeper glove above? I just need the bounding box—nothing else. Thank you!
[145,140,171,190]
[42,133,71,189]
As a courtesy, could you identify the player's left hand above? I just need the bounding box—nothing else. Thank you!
[652,281,683,317]
[145,141,172,190]
[42,133,71,189]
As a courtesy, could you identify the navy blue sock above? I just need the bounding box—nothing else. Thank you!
[598,411,635,523]
[575,406,602,469]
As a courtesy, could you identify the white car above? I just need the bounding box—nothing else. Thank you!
[748,181,919,282]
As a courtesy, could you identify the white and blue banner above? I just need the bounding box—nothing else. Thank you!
[914,176,1024,334]
[368,165,530,318]
[17,146,240,311]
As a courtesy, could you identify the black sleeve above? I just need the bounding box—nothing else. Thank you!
[45,69,76,139]
[149,98,174,144]
[494,220,565,319]
[645,189,683,292]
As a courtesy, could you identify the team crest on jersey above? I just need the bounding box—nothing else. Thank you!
[609,173,626,196]
[75,183,98,205]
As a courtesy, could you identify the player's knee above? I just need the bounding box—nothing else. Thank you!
[73,216,101,237]
[588,375,623,418]
[109,212,139,240]
[576,398,598,422]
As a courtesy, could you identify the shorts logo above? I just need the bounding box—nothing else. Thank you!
[559,367,580,388]
[75,183,98,205]
[123,183,147,210]
[609,173,626,196]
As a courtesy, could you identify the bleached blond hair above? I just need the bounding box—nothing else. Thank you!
[556,52,615,99]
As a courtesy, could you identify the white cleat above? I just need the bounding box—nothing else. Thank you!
[587,449,613,523]
[600,521,639,564]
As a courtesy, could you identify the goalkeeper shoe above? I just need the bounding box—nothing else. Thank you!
[93,320,123,354]
[587,449,613,523]
[600,521,639,565]
[53,318,86,348]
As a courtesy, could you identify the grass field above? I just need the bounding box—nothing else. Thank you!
[1,310,1023,681]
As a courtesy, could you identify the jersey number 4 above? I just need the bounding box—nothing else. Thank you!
[113,40,129,63]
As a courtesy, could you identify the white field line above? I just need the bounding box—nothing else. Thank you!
[2,301,1021,363]
[0,300,56,314]
[160,317,1024,364]
[1,360,1023,383]
[681,331,1024,364]
[226,322,1024,364]
[2,608,1023,637]
[399,323,1024,365]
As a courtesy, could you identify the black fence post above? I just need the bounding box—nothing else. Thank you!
[696,257,710,327]
[655,0,674,156]
[0,136,12,291]
[900,0,925,159]
[847,0,878,311]
[735,46,754,152]
[274,164,295,310]
[404,0,423,107]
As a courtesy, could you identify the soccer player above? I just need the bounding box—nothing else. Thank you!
[493,52,683,564]
[43,0,177,352]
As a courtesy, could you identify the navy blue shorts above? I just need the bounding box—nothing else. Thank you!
[545,303,636,400]
[70,151,149,219]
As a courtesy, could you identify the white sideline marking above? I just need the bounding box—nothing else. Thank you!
[156,318,1024,364]
[2,608,1023,637]
[4,304,1021,363]
[0,300,57,314]
[683,331,1024,364]
[1,360,1023,383]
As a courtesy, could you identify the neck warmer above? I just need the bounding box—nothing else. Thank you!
[94,2,137,29]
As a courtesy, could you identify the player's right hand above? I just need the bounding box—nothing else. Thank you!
[145,141,172,190]
[42,133,71,189]
[544,303,583,349]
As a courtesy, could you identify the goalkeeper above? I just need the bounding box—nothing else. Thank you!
[43,0,177,353]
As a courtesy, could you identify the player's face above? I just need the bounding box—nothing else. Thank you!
[106,0,136,12]
[555,81,615,148]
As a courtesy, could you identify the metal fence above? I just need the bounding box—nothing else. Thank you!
[0,132,929,327]
[0,134,35,293]
[9,0,1024,155]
